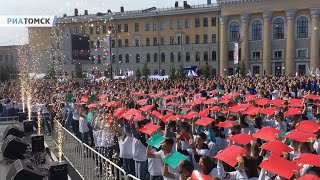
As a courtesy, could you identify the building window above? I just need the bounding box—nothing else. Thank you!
[203,34,208,44]
[91,55,94,64]
[177,36,181,45]
[273,18,285,39]
[195,35,200,44]
[97,55,101,64]
[170,52,175,62]
[177,20,182,29]
[90,27,93,34]
[153,37,158,46]
[136,54,140,63]
[203,18,208,27]
[161,53,165,62]
[178,52,181,62]
[154,53,158,62]
[146,53,151,62]
[211,17,216,26]
[90,41,94,49]
[170,20,174,29]
[117,39,122,47]
[124,24,128,32]
[297,49,308,58]
[297,16,308,38]
[118,24,122,32]
[97,40,100,48]
[75,27,79,33]
[135,38,140,46]
[145,22,150,31]
[273,50,284,59]
[112,55,116,63]
[125,54,129,63]
[196,52,200,61]
[160,21,165,30]
[212,34,216,43]
[195,18,200,28]
[96,26,100,34]
[135,23,139,32]
[186,52,190,62]
[103,25,106,34]
[252,51,261,60]
[161,69,166,76]
[170,36,174,45]
[186,35,190,44]
[0,55,2,61]
[119,54,123,63]
[185,19,190,28]
[57,42,60,49]
[146,38,150,46]
[251,20,262,40]
[154,70,158,75]
[81,27,86,34]
[228,51,234,61]
[229,68,234,75]
[125,39,129,47]
[204,51,208,61]
[229,21,240,42]
[153,22,158,31]
[58,57,61,64]
[161,37,165,45]
[212,51,216,61]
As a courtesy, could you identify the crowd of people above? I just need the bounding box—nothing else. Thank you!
[1,76,320,180]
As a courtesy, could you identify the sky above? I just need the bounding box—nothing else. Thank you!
[0,0,214,46]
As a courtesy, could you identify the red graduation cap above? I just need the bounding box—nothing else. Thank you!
[253,127,281,141]
[75,102,86,105]
[230,92,240,98]
[304,94,320,100]
[242,106,261,115]
[161,113,174,123]
[138,99,147,105]
[191,170,213,180]
[164,95,174,100]
[260,107,278,115]
[197,97,207,102]
[195,117,215,126]
[209,90,218,94]
[106,101,121,107]
[270,98,285,107]
[229,104,250,113]
[227,133,256,145]
[297,174,320,180]
[214,145,246,167]
[122,108,141,120]
[171,88,180,93]
[255,98,270,106]
[284,130,316,142]
[185,112,199,120]
[138,123,160,135]
[243,94,256,103]
[99,94,108,99]
[219,99,230,104]
[114,107,127,119]
[99,100,107,106]
[199,108,210,117]
[295,120,320,133]
[88,103,99,108]
[203,98,218,105]
[140,105,153,112]
[133,114,145,122]
[210,106,222,113]
[260,140,293,156]
[289,98,303,107]
[284,108,302,117]
[222,94,232,100]
[151,110,163,119]
[131,91,142,96]
[293,153,320,167]
[216,120,236,128]
[175,93,183,97]
[80,94,89,102]
[259,154,302,180]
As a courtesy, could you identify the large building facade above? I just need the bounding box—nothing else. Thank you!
[28,0,320,77]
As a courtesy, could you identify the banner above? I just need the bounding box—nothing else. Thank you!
[0,16,57,27]
[234,43,239,64]
[103,36,111,64]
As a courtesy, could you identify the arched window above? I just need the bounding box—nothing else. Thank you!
[229,21,240,42]
[154,53,158,62]
[251,20,262,40]
[91,55,95,64]
[97,55,101,64]
[154,70,158,75]
[297,16,308,38]
[136,54,140,63]
[212,51,216,61]
[161,69,166,76]
[178,52,181,62]
[161,53,165,62]
[146,53,151,62]
[153,37,158,46]
[97,40,100,48]
[170,36,174,45]
[195,51,200,61]
[125,54,129,63]
[186,52,190,62]
[112,55,116,63]
[204,51,208,61]
[135,38,140,46]
[170,53,174,62]
[119,54,123,63]
[273,18,284,39]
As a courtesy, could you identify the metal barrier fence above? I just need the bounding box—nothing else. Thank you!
[0,116,19,121]
[52,124,139,180]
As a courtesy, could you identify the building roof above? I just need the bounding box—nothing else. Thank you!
[217,0,266,5]
[0,45,28,51]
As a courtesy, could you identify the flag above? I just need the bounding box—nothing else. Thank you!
[234,43,239,64]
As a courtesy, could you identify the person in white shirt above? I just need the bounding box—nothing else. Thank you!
[72,104,81,139]
[79,107,89,144]
[118,121,135,176]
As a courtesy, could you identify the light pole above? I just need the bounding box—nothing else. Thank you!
[282,67,285,76]
[108,25,115,80]
[237,34,243,77]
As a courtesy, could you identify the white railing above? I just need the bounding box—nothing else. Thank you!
[53,124,139,180]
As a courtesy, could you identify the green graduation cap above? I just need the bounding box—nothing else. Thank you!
[163,151,188,169]
[216,89,223,94]
[89,95,96,101]
[279,131,291,146]
[66,94,73,102]
[180,110,187,115]
[147,133,166,148]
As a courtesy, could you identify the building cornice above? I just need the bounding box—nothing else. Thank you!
[217,0,266,6]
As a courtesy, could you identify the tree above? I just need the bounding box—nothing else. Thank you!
[45,65,56,79]
[203,62,211,78]
[177,65,185,79]
[142,63,150,78]
[136,68,141,79]
[170,66,176,79]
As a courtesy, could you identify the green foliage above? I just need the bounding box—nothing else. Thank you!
[136,68,141,79]
[142,63,150,78]
[45,65,56,79]
[170,66,176,79]
[176,65,185,79]
[0,66,18,81]
[203,62,211,78]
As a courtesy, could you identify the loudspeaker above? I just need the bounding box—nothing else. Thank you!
[18,112,27,122]
[23,120,34,133]
[48,161,68,180]
[31,134,44,153]
[1,135,28,160]
[6,159,44,180]
[3,125,24,140]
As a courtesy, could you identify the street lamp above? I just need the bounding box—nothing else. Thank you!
[237,34,244,77]
[107,26,114,80]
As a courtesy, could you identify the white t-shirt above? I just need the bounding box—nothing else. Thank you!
[154,150,178,180]
[132,138,148,162]
[148,148,163,176]
[79,116,89,133]
[119,136,134,159]
[73,111,80,121]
